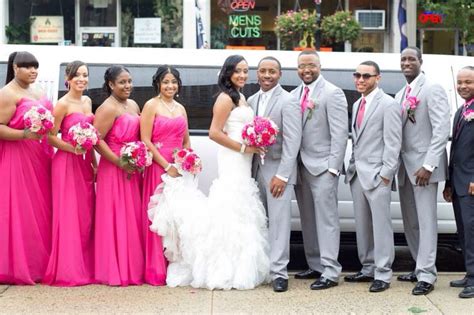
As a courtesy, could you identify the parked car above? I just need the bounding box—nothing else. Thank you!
[0,44,470,247]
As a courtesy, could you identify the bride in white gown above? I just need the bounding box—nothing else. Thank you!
[148,55,270,290]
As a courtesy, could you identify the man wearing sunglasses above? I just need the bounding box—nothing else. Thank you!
[291,50,348,290]
[396,47,450,296]
[344,61,402,293]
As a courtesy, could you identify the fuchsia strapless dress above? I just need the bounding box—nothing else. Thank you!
[43,113,95,286]
[0,97,53,284]
[94,113,145,286]
[142,115,187,285]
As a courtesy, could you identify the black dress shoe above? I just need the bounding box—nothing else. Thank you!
[294,269,322,279]
[344,272,374,283]
[272,277,288,292]
[369,280,390,292]
[450,277,468,288]
[459,286,474,298]
[310,277,338,290]
[412,281,434,295]
[397,272,417,282]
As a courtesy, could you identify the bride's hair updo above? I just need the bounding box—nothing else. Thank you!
[218,55,246,107]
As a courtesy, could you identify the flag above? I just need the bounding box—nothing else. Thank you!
[398,0,408,51]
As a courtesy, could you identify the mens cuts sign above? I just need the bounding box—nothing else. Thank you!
[30,16,65,43]
[228,0,261,39]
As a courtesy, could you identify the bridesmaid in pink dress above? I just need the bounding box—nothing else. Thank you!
[141,65,190,285]
[94,65,145,286]
[43,61,96,286]
[0,51,52,284]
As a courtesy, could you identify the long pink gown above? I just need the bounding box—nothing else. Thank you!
[94,113,145,286]
[142,115,187,285]
[43,113,95,286]
[0,96,53,284]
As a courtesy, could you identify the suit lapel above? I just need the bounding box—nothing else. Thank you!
[303,78,324,128]
[357,90,382,139]
[352,97,362,143]
[263,85,282,117]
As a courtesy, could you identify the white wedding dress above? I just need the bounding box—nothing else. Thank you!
[148,104,270,290]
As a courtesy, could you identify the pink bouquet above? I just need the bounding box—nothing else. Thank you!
[119,141,153,178]
[403,96,420,123]
[67,122,100,151]
[241,116,279,164]
[173,148,202,175]
[23,105,54,135]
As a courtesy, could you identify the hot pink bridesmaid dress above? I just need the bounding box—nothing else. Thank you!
[0,97,53,284]
[94,113,145,286]
[43,113,95,286]
[142,115,187,285]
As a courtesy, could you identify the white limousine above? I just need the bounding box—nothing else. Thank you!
[0,44,470,247]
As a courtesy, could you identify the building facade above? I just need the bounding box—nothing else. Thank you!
[0,0,470,55]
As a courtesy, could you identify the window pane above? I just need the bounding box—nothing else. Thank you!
[80,0,117,27]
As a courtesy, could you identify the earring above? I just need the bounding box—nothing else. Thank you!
[64,81,69,89]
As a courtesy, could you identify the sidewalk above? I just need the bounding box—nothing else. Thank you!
[0,273,471,314]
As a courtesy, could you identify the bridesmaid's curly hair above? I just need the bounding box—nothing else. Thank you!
[218,55,247,107]
[102,65,130,96]
[152,65,182,98]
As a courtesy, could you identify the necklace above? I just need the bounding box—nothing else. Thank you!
[159,95,177,113]
[111,95,128,110]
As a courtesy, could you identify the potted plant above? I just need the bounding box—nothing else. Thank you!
[321,11,361,50]
[274,9,318,50]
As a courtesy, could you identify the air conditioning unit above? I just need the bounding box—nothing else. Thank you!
[355,10,386,30]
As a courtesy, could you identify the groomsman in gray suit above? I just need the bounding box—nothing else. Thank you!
[291,50,348,290]
[344,61,402,293]
[396,47,450,295]
[248,56,302,292]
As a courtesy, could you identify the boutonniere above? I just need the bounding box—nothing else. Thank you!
[303,100,317,127]
[463,109,474,122]
[404,96,420,123]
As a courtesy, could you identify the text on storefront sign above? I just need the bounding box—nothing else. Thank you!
[229,15,261,38]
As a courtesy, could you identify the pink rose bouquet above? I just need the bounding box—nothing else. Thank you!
[23,105,54,135]
[67,121,100,151]
[463,109,474,122]
[119,141,153,178]
[403,96,420,123]
[173,148,202,175]
[241,116,279,164]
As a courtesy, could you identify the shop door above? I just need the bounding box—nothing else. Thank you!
[420,29,458,55]
[76,0,120,47]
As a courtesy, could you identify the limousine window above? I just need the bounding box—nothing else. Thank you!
[54,64,405,134]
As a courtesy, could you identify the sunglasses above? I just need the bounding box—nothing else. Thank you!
[353,72,378,80]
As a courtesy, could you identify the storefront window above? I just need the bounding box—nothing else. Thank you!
[80,0,117,27]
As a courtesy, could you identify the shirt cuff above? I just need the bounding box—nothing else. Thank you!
[328,168,340,176]
[276,174,289,183]
[423,164,436,172]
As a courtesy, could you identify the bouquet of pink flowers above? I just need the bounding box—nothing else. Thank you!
[403,96,420,123]
[241,116,279,164]
[119,141,153,178]
[23,105,54,135]
[173,148,202,175]
[67,122,100,151]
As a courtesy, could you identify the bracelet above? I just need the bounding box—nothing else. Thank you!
[240,143,246,154]
[164,164,172,172]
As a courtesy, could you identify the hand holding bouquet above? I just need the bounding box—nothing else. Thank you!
[67,122,100,153]
[119,141,153,179]
[241,116,279,164]
[173,148,202,175]
[23,105,54,136]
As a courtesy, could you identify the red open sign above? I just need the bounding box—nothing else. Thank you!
[418,12,443,24]
[231,0,256,12]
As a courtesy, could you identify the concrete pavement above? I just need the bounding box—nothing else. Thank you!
[0,273,472,314]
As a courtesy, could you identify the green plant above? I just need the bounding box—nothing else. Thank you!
[154,0,183,48]
[5,17,35,44]
[121,8,134,47]
[274,9,317,49]
[321,11,361,45]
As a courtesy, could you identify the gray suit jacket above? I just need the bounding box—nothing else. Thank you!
[345,89,402,190]
[290,76,348,176]
[249,84,302,185]
[395,73,450,184]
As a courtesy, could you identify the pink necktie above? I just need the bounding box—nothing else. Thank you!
[356,97,366,129]
[301,86,310,113]
[402,85,411,111]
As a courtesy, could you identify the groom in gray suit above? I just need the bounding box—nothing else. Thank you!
[248,56,302,292]
[344,61,402,293]
[291,50,348,290]
[396,47,450,295]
